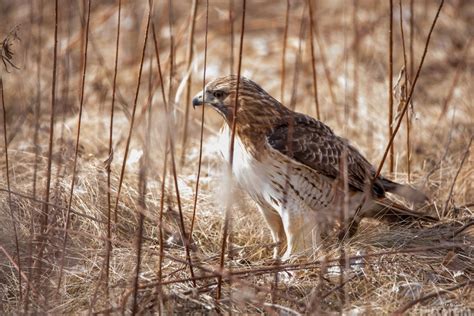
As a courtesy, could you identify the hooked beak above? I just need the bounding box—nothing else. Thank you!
[192,91,204,109]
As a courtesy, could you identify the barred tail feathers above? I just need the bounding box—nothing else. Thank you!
[366,198,438,223]
[379,178,429,204]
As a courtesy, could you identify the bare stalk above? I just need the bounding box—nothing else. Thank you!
[167,0,175,108]
[388,0,395,173]
[113,1,152,228]
[229,0,234,73]
[57,0,92,293]
[151,23,197,287]
[132,3,155,311]
[375,0,445,178]
[179,0,199,166]
[33,0,60,301]
[399,0,411,181]
[307,0,320,119]
[352,0,359,121]
[105,0,122,293]
[280,0,290,103]
[409,0,414,82]
[150,25,169,312]
[27,0,43,307]
[217,0,246,301]
[32,0,44,199]
[189,0,209,239]
[1,77,22,303]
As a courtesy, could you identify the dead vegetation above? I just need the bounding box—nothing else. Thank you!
[0,0,472,314]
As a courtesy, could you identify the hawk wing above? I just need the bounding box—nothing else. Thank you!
[267,113,386,197]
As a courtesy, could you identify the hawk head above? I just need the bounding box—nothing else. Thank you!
[192,75,286,127]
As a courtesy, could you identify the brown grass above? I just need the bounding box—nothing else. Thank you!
[0,0,473,314]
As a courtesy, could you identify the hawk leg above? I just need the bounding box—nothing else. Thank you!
[281,212,320,261]
[257,204,287,259]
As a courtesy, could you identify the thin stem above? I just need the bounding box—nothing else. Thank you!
[1,77,22,303]
[217,0,246,301]
[57,0,91,293]
[189,0,209,239]
[280,0,290,103]
[376,0,445,178]
[151,23,197,287]
[26,1,43,308]
[167,0,175,108]
[229,0,234,73]
[34,0,59,300]
[105,0,122,293]
[32,0,44,199]
[352,0,359,121]
[388,0,395,173]
[179,0,199,166]
[113,0,151,228]
[409,0,414,82]
[307,0,320,119]
[399,0,411,182]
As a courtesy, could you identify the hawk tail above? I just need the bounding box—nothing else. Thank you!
[379,178,430,204]
[339,198,437,241]
[367,199,438,224]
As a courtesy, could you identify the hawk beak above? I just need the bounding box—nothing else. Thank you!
[192,93,204,109]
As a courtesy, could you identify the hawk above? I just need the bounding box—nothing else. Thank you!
[192,75,435,260]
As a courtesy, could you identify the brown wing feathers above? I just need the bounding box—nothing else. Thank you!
[267,113,430,205]
[268,114,386,197]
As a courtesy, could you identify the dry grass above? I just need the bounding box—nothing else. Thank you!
[0,0,472,314]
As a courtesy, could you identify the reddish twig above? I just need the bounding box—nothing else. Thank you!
[280,0,290,103]
[399,0,411,182]
[375,0,445,178]
[131,2,154,313]
[33,0,59,299]
[229,0,234,73]
[218,0,246,301]
[179,0,199,166]
[307,0,320,119]
[151,23,197,287]
[167,0,175,107]
[388,0,395,173]
[27,1,43,308]
[189,0,209,240]
[32,0,44,199]
[352,0,359,121]
[1,76,22,303]
[113,0,151,226]
[57,0,92,293]
[105,0,122,293]
[409,0,415,79]
[151,25,169,310]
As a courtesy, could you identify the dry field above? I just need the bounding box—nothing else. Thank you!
[0,0,472,314]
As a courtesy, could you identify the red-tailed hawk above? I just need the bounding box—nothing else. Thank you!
[193,75,435,260]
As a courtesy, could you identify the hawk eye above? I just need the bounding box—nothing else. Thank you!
[213,90,225,99]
